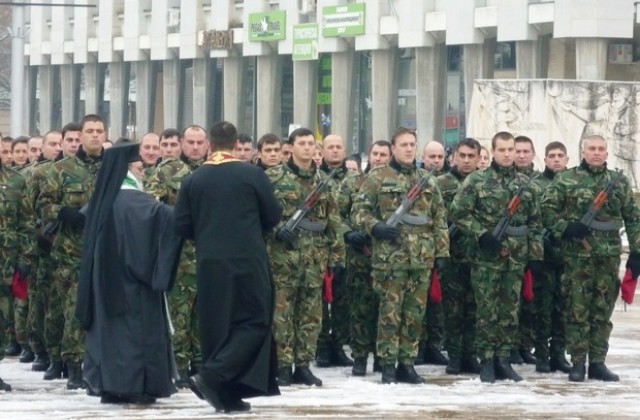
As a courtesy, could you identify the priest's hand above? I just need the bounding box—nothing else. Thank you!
[58,206,86,231]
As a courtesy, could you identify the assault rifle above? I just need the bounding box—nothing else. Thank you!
[386,166,438,227]
[492,174,539,243]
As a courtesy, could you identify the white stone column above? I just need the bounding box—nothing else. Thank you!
[38,65,54,133]
[256,55,282,137]
[109,61,130,139]
[193,58,215,131]
[135,60,156,136]
[24,66,37,134]
[576,38,608,80]
[331,51,355,145]
[293,60,317,132]
[84,61,102,115]
[371,49,398,144]
[416,45,447,147]
[463,44,485,124]
[163,59,183,129]
[60,64,79,126]
[516,40,542,79]
[223,56,245,127]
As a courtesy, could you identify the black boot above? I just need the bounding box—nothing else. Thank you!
[330,346,354,367]
[460,357,481,374]
[414,342,427,365]
[423,346,449,365]
[66,362,85,390]
[445,358,461,374]
[588,363,619,382]
[568,362,586,382]
[174,369,191,389]
[535,357,551,373]
[32,351,49,372]
[43,360,63,380]
[188,373,226,412]
[4,340,21,357]
[277,366,292,387]
[292,366,323,386]
[520,349,537,365]
[549,356,572,373]
[315,347,331,368]
[509,349,524,365]
[396,363,425,384]
[494,358,523,382]
[479,360,495,383]
[373,356,382,373]
[381,364,396,384]
[222,398,252,413]
[0,377,11,392]
[19,346,35,363]
[352,357,367,376]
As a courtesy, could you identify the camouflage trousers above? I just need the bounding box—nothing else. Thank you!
[472,264,523,361]
[563,256,619,364]
[26,257,52,354]
[516,296,535,352]
[272,265,323,368]
[15,295,29,348]
[372,268,429,366]
[168,272,200,371]
[46,263,84,363]
[533,261,566,359]
[420,293,445,347]
[0,283,12,360]
[442,262,476,359]
[349,270,378,358]
[317,268,351,353]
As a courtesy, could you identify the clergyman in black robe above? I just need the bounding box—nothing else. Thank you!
[76,141,183,404]
[174,121,282,413]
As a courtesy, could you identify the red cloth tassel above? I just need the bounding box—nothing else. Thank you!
[12,271,28,300]
[621,268,638,305]
[323,268,334,304]
[522,269,534,302]
[429,270,442,304]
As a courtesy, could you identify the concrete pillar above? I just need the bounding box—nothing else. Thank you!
[84,61,102,115]
[223,56,245,127]
[416,45,447,148]
[193,57,215,131]
[256,55,282,137]
[24,66,37,134]
[576,38,608,80]
[331,51,355,149]
[135,60,156,137]
[60,64,79,125]
[38,65,54,133]
[109,61,129,139]
[371,49,399,145]
[293,60,318,131]
[516,40,542,79]
[163,59,183,129]
[463,44,487,124]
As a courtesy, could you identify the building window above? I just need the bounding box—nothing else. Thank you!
[494,41,516,70]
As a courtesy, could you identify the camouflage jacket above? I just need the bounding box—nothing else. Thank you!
[449,160,544,266]
[352,159,449,272]
[37,148,103,263]
[436,166,474,263]
[541,160,640,258]
[0,163,37,279]
[266,161,345,268]
[320,160,350,239]
[340,171,371,272]
[533,167,563,262]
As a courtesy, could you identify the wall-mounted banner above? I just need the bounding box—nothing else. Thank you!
[322,3,366,37]
[248,11,287,42]
[293,23,319,61]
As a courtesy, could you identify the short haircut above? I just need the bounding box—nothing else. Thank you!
[209,121,238,149]
[491,131,514,150]
[391,127,416,145]
[257,133,281,151]
[288,127,314,144]
[80,114,105,131]
[237,133,254,146]
[160,128,180,141]
[514,135,535,153]
[12,136,29,150]
[456,137,482,153]
[1,136,12,144]
[43,130,61,144]
[369,140,392,154]
[545,141,567,156]
[581,134,607,151]
[61,122,82,139]
[349,153,362,165]
[182,125,207,138]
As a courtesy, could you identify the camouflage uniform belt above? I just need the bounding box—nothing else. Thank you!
[297,217,328,232]
[505,225,528,237]
[400,214,430,226]
[588,220,618,232]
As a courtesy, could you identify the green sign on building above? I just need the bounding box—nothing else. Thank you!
[322,3,366,37]
[293,23,319,61]
[248,11,286,42]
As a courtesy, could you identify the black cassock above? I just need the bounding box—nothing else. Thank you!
[81,188,182,398]
[174,160,282,400]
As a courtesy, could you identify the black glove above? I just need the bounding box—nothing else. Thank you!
[371,222,400,241]
[478,232,502,254]
[344,231,369,248]
[627,253,640,278]
[328,263,346,278]
[58,206,86,230]
[434,257,448,273]
[276,226,296,248]
[562,221,590,240]
[526,260,545,278]
[15,263,31,278]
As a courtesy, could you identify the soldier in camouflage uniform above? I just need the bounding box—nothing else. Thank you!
[37,114,106,389]
[531,141,572,374]
[352,128,449,384]
[341,140,392,376]
[266,127,344,388]
[436,138,482,375]
[145,125,208,388]
[0,156,36,391]
[450,131,544,384]
[316,133,353,368]
[541,135,640,382]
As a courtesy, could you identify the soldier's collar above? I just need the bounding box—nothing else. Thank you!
[180,153,204,170]
[287,158,316,178]
[320,159,347,176]
[542,166,556,180]
[449,166,466,181]
[516,164,535,175]
[580,159,607,173]
[490,159,515,175]
[389,157,416,174]
[76,146,103,163]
